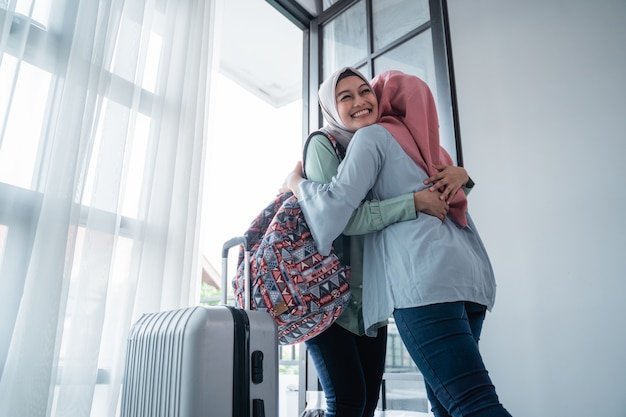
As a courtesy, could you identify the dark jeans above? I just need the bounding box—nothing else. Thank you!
[305,323,387,417]
[393,302,512,417]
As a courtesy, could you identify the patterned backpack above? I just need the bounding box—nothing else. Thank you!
[232,132,351,345]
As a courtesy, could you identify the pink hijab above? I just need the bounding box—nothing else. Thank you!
[371,70,468,227]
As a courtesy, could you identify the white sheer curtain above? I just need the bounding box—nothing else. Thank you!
[0,0,217,416]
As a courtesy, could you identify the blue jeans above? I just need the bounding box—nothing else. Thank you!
[305,323,387,417]
[393,302,512,417]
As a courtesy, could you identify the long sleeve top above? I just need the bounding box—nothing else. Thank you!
[304,132,416,335]
[298,125,496,334]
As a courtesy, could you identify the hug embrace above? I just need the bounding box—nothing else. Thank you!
[283,67,512,417]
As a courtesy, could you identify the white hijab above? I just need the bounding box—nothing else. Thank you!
[317,66,374,150]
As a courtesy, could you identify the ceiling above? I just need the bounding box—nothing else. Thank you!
[218,0,304,108]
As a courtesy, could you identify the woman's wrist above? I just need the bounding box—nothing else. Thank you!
[289,175,302,198]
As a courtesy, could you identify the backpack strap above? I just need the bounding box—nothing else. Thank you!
[301,130,351,266]
[302,131,346,179]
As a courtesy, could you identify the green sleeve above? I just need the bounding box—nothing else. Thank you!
[304,133,417,236]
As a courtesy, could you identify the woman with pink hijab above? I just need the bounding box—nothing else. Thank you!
[284,69,512,417]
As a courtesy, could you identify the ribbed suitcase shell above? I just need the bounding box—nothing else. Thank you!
[120,305,278,417]
[121,236,278,417]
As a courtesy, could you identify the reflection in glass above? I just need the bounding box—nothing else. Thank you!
[322,0,367,79]
[372,0,430,50]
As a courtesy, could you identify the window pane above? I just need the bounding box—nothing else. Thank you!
[14,0,33,16]
[321,0,367,79]
[143,31,162,93]
[31,0,53,28]
[295,0,341,15]
[372,0,430,50]
[323,0,342,11]
[82,98,148,218]
[1,0,53,29]
[373,30,438,101]
[121,113,150,218]
[292,0,315,15]
[110,4,162,93]
[374,31,458,161]
[0,54,18,138]
[381,320,429,413]
[99,234,133,365]
[0,59,51,189]
[381,374,429,412]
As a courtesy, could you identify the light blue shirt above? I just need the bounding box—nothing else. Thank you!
[304,133,416,335]
[297,124,497,334]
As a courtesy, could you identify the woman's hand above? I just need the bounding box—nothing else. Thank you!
[280,161,304,197]
[423,164,469,203]
[413,188,449,221]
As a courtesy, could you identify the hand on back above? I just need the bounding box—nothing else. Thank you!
[423,164,469,203]
[413,188,448,221]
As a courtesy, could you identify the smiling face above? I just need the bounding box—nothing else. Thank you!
[335,75,379,131]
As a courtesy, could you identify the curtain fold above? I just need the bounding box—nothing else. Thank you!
[0,0,216,416]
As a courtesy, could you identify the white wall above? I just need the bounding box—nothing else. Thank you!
[446,1,626,416]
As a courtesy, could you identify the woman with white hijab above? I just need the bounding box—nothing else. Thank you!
[302,67,414,417]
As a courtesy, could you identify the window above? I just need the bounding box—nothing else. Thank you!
[0,6,159,345]
[0,2,160,214]
[1,1,213,415]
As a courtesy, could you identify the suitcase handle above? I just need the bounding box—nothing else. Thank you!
[221,237,250,309]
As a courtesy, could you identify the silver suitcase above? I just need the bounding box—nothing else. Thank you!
[120,237,279,417]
